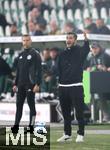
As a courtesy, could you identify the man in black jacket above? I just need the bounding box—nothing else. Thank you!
[57,32,90,142]
[11,34,42,133]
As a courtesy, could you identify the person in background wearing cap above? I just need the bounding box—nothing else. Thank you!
[57,32,90,142]
[84,42,110,72]
[84,42,110,122]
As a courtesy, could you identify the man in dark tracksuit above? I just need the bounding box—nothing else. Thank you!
[12,34,42,133]
[57,32,90,142]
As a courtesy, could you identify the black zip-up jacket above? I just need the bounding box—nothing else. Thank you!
[58,40,90,84]
[15,48,42,86]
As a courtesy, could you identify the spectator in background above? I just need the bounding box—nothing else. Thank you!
[84,27,92,34]
[62,21,82,34]
[36,17,47,34]
[29,7,46,25]
[95,0,110,17]
[2,49,15,94]
[49,19,61,35]
[29,7,47,34]
[3,49,14,68]
[0,48,16,98]
[28,21,37,35]
[27,0,52,14]
[84,42,110,122]
[10,23,21,36]
[41,48,50,63]
[0,13,10,32]
[95,18,110,35]
[84,18,97,34]
[64,0,84,14]
[48,47,59,94]
[27,0,34,11]
[35,21,46,35]
[41,47,59,94]
[84,42,110,71]
[29,7,41,22]
[28,21,43,35]
[41,48,52,92]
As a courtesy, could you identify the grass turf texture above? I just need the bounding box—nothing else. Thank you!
[50,125,110,150]
[0,124,110,150]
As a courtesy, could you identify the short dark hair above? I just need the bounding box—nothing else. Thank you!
[66,32,77,39]
[22,34,30,38]
[50,47,59,52]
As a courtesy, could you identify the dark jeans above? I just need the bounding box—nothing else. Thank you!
[15,84,36,126]
[59,86,85,136]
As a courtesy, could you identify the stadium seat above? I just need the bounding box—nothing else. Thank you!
[42,0,48,5]
[48,0,56,9]
[107,9,110,25]
[109,8,110,16]
[50,9,58,22]
[74,9,82,26]
[10,0,19,23]
[88,0,95,6]
[107,17,110,26]
[12,11,19,23]
[100,7,108,23]
[107,24,110,30]
[21,23,27,34]
[4,0,10,13]
[10,0,18,12]
[19,11,27,23]
[43,10,50,23]
[67,9,74,22]
[27,11,31,21]
[57,0,64,8]
[0,1,3,13]
[5,25,11,36]
[0,26,4,36]
[58,9,66,22]
[5,12,13,24]
[83,8,90,19]
[91,7,98,20]
[75,9,84,28]
[74,9,82,21]
[78,23,84,30]
[18,0,25,12]
[64,0,68,4]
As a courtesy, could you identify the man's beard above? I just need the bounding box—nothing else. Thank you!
[23,44,30,49]
[66,43,74,47]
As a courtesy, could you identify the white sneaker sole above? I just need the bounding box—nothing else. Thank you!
[57,138,72,142]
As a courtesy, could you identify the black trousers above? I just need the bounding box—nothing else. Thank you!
[15,84,36,126]
[59,86,85,136]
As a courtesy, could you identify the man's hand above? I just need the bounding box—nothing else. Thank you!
[33,84,40,93]
[13,85,17,93]
[97,65,107,71]
[107,67,110,72]
[83,32,88,41]
[86,67,92,72]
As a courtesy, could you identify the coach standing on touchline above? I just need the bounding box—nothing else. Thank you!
[12,34,42,133]
[57,32,90,142]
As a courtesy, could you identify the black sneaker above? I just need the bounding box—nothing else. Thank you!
[11,125,19,134]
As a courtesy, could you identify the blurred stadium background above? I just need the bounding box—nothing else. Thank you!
[0,0,110,149]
